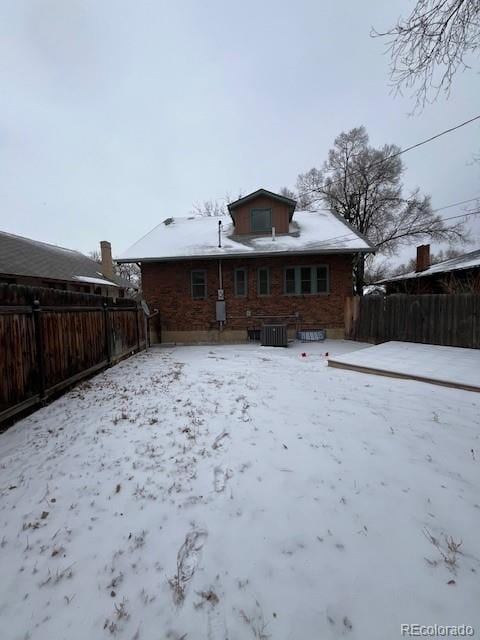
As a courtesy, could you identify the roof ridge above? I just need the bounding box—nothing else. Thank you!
[0,229,84,255]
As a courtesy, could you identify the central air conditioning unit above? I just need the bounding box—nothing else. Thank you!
[261,324,288,347]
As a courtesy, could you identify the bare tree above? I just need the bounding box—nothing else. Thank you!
[372,0,480,111]
[390,246,464,277]
[89,250,101,263]
[191,191,245,217]
[442,270,480,292]
[296,126,466,293]
[88,250,141,295]
[191,199,227,217]
[364,256,391,285]
[279,186,297,200]
[116,262,141,294]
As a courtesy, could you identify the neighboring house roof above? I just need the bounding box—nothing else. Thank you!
[378,249,480,284]
[118,210,374,263]
[227,188,297,221]
[363,284,386,295]
[0,230,132,289]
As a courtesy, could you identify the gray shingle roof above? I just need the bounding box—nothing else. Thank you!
[378,248,480,284]
[0,230,133,289]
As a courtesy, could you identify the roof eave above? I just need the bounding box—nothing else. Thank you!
[227,188,297,212]
[117,246,374,263]
[378,262,480,285]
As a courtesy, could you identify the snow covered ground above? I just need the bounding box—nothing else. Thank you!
[1,340,479,640]
[329,341,480,391]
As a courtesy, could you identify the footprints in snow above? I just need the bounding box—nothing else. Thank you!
[214,466,233,493]
[169,529,208,605]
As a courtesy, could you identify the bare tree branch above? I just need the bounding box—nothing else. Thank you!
[372,0,480,111]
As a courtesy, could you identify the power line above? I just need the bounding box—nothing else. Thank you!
[205,114,480,205]
[311,207,480,248]
[389,114,480,158]
[430,196,480,213]
[301,114,480,197]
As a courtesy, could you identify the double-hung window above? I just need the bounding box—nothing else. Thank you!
[191,270,207,299]
[284,265,329,295]
[257,268,270,296]
[234,268,247,297]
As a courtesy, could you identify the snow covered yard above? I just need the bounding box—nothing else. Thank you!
[1,340,479,640]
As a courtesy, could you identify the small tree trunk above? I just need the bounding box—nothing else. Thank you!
[354,253,365,296]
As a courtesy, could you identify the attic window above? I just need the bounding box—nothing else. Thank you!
[251,208,272,233]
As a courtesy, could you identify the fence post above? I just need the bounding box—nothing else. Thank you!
[103,302,112,365]
[33,300,46,399]
[135,305,141,352]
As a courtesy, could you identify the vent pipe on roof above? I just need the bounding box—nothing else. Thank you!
[218,220,222,248]
[272,226,276,242]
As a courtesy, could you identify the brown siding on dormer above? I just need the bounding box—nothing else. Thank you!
[231,195,291,235]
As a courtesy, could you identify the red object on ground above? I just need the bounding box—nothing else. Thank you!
[301,352,307,357]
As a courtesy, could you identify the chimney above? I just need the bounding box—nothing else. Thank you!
[100,240,113,279]
[416,244,430,272]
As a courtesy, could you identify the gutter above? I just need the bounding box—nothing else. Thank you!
[117,246,375,264]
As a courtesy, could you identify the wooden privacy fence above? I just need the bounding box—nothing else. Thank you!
[0,284,147,424]
[345,293,480,348]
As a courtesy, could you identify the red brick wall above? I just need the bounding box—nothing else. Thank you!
[142,253,353,332]
[232,195,290,234]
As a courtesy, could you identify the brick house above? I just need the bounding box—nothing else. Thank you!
[379,244,480,295]
[119,189,374,343]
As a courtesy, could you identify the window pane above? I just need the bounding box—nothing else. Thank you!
[300,267,312,293]
[192,272,204,285]
[285,268,296,294]
[191,271,206,299]
[316,266,328,293]
[258,268,269,295]
[251,209,272,232]
[235,269,247,296]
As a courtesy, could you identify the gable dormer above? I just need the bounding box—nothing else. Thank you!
[227,189,296,235]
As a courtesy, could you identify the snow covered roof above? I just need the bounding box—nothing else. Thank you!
[118,210,374,262]
[73,275,119,287]
[378,249,480,284]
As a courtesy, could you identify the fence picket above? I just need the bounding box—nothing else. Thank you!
[0,284,147,424]
[345,293,479,349]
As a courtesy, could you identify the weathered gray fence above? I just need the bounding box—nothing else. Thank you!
[345,294,480,348]
[0,284,146,424]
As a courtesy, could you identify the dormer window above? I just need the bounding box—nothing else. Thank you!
[251,208,272,233]
[227,189,296,236]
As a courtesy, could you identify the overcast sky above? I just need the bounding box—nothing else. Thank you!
[1,0,479,265]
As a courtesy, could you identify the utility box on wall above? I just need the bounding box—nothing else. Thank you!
[216,301,226,322]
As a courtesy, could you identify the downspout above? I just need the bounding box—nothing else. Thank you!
[218,220,224,331]
[218,259,223,289]
[218,258,224,331]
